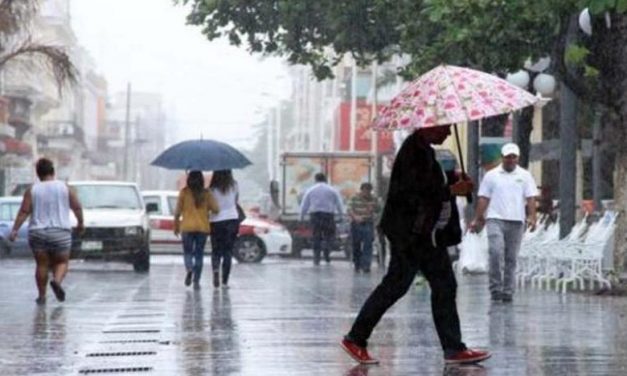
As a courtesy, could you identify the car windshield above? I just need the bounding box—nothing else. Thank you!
[73,185,141,210]
[0,202,21,221]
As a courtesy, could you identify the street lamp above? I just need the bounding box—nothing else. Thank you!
[533,73,556,97]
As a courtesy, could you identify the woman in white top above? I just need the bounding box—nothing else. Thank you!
[209,170,240,288]
[10,158,84,304]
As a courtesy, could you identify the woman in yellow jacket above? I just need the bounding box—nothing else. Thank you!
[174,170,219,289]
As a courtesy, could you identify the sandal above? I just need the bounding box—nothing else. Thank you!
[50,281,66,302]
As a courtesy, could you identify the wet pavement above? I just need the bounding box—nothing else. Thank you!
[0,255,626,375]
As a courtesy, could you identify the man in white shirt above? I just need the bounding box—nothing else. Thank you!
[470,143,538,302]
[300,173,345,265]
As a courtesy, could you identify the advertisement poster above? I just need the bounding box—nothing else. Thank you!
[283,156,324,214]
[328,157,372,203]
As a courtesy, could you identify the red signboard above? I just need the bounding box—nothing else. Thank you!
[337,101,394,152]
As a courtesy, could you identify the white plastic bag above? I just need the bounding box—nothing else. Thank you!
[458,231,488,274]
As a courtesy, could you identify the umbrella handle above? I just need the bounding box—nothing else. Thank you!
[453,124,473,204]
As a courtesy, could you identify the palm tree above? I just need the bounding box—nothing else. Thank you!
[0,0,76,90]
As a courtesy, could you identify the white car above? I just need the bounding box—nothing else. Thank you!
[70,181,151,272]
[142,190,292,263]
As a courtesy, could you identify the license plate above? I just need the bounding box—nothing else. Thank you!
[81,241,102,251]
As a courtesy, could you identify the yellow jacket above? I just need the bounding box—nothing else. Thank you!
[174,187,220,234]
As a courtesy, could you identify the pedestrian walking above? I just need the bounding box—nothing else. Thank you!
[9,158,84,304]
[470,143,538,302]
[300,173,345,265]
[174,170,220,289]
[209,170,240,288]
[341,126,490,365]
[348,182,381,273]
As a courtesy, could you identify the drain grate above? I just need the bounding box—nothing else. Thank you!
[100,339,159,344]
[117,314,165,318]
[103,329,160,334]
[79,366,152,374]
[87,351,156,357]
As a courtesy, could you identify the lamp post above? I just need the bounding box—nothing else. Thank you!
[506,64,556,167]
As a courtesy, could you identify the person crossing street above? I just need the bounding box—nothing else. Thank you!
[348,182,381,273]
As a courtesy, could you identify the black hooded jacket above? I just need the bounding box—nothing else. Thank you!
[379,131,462,249]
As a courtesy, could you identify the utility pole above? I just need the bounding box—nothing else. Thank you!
[123,82,131,181]
[559,82,578,239]
[466,120,480,220]
[559,16,579,239]
[592,106,603,211]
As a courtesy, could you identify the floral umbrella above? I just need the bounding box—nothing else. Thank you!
[373,64,539,202]
[373,64,538,130]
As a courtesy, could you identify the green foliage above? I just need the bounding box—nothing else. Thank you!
[176,0,622,91]
[585,0,621,13]
[565,44,591,65]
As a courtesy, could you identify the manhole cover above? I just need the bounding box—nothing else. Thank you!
[117,314,165,318]
[79,366,152,374]
[100,339,159,344]
[86,351,156,357]
[103,329,160,334]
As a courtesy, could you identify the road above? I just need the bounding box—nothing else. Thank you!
[0,255,626,375]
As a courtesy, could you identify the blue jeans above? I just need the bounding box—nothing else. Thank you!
[182,232,208,282]
[210,219,240,284]
[351,222,374,270]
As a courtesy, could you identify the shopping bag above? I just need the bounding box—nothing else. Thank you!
[458,232,488,274]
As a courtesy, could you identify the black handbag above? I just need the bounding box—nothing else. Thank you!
[236,204,246,224]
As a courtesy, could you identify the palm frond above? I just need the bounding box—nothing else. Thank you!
[0,40,78,93]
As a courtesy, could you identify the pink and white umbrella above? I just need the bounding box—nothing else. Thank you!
[373,64,538,130]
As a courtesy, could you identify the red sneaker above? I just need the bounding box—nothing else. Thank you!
[445,349,491,365]
[341,338,379,365]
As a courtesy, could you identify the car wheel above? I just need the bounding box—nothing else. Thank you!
[133,244,150,273]
[234,235,266,263]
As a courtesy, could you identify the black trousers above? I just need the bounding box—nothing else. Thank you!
[310,212,336,263]
[347,235,466,353]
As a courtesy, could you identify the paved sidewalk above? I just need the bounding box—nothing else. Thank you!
[0,256,626,375]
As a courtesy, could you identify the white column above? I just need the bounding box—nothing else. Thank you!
[370,62,378,190]
[350,58,358,151]
[275,104,282,179]
[330,67,339,152]
[267,110,274,180]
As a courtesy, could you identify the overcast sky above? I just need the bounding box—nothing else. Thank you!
[70,0,291,149]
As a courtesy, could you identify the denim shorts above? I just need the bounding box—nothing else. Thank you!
[28,228,72,254]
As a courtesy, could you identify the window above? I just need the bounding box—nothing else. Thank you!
[167,196,178,216]
[143,196,162,215]
[0,203,20,221]
[73,185,141,210]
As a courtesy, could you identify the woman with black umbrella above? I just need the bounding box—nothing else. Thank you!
[209,170,241,288]
[174,170,220,289]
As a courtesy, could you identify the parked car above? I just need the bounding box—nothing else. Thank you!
[70,181,151,272]
[142,190,292,263]
[0,196,29,257]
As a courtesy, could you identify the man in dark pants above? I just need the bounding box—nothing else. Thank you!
[340,125,491,365]
[348,182,381,273]
[300,173,345,265]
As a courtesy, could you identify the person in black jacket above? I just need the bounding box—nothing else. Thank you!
[340,125,491,366]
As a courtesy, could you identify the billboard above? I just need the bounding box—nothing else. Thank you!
[338,101,394,152]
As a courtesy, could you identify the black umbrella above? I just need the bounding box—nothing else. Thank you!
[151,139,252,171]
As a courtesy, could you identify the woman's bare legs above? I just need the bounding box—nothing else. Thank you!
[33,250,50,302]
[50,251,70,285]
